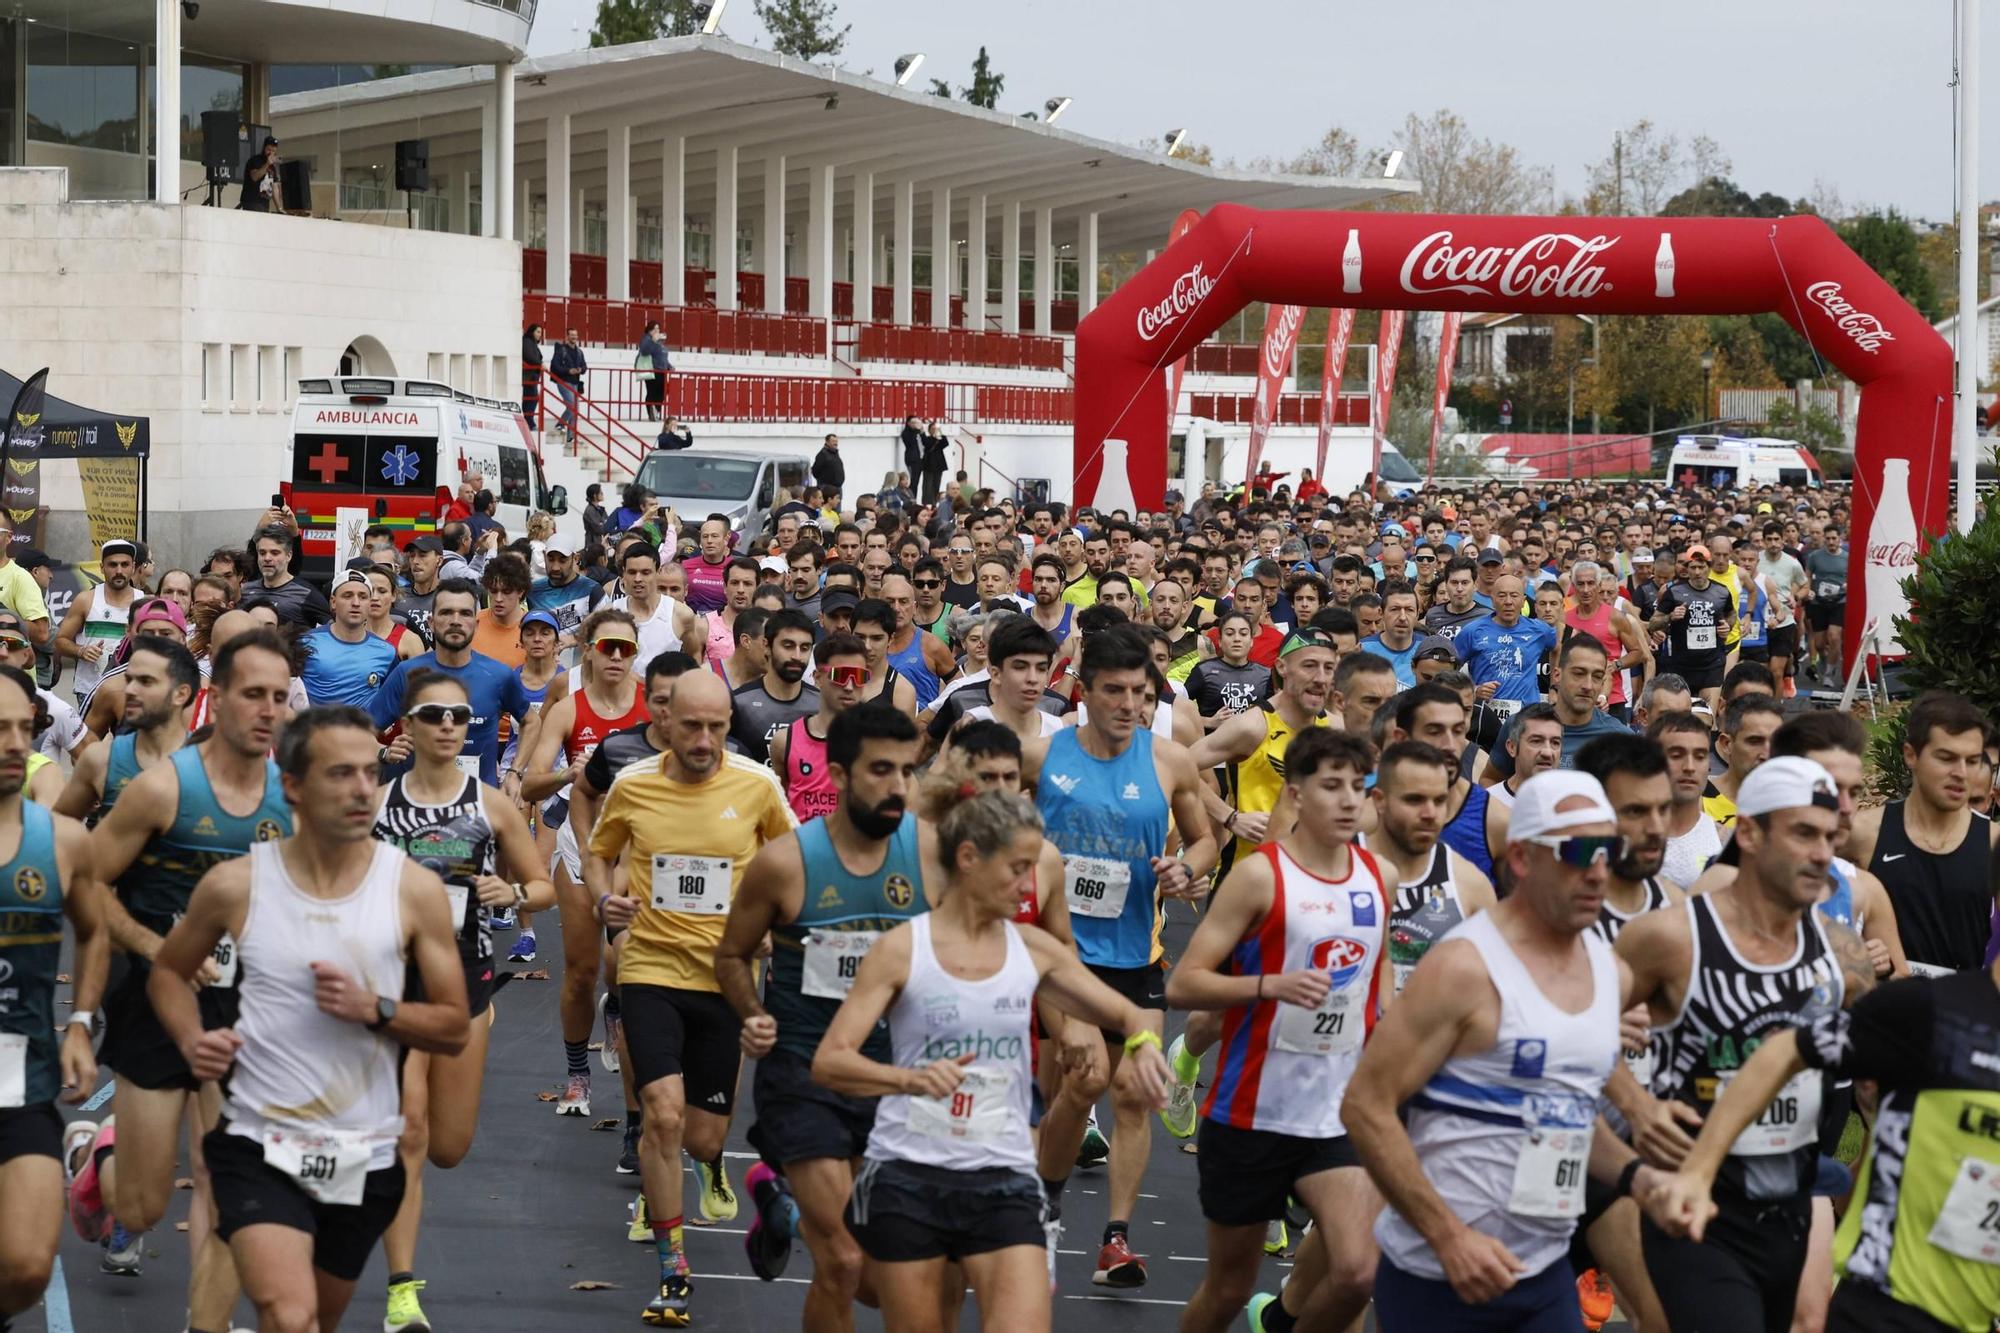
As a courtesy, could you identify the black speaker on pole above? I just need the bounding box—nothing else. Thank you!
[394,139,430,193]
[201,111,239,182]
[278,160,313,212]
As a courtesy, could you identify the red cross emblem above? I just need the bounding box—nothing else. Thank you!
[307,442,347,484]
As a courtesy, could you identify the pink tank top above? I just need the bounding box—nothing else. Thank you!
[783,716,839,822]
[1565,601,1626,706]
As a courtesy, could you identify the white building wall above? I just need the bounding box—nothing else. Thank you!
[0,168,520,567]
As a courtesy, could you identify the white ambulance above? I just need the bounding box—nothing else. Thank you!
[1667,434,1823,492]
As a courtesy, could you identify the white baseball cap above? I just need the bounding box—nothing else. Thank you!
[1509,771,1616,843]
[1735,756,1840,820]
[544,533,575,558]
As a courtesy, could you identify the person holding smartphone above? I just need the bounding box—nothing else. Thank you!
[238,136,281,213]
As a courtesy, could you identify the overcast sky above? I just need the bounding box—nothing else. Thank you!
[524,0,1998,220]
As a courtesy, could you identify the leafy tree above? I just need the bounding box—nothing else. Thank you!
[927,77,952,98]
[1762,398,1845,454]
[961,46,1004,109]
[1582,120,1731,215]
[1838,210,1941,321]
[1661,176,1796,219]
[1249,127,1367,178]
[753,0,847,59]
[590,0,704,46]
[1595,315,1708,435]
[1382,110,1553,215]
[369,63,413,80]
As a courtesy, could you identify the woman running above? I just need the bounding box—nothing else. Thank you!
[502,609,568,960]
[365,565,425,661]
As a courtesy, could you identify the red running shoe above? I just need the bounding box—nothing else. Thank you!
[1576,1267,1615,1331]
[1091,1232,1147,1288]
[66,1117,114,1244]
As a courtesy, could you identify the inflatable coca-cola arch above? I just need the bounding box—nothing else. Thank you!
[1074,205,1951,666]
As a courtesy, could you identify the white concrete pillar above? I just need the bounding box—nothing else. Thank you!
[455,168,473,233]
[479,96,497,237]
[851,169,874,319]
[1079,210,1099,316]
[1000,199,1022,334]
[806,161,834,323]
[929,185,952,328]
[607,124,631,301]
[893,179,915,326]
[153,0,182,203]
[495,62,515,241]
[965,193,987,330]
[1033,205,1054,335]
[516,177,530,248]
[714,143,739,310]
[661,133,685,304]
[546,115,571,297]
[762,152,786,313]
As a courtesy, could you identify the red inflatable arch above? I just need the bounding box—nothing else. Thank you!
[1073,204,1951,664]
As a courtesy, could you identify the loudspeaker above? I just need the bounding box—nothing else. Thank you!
[394,139,430,193]
[278,160,312,212]
[201,111,238,180]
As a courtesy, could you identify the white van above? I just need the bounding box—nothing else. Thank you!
[282,377,580,579]
[1667,434,1822,492]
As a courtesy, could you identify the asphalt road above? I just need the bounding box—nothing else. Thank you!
[23,897,1313,1332]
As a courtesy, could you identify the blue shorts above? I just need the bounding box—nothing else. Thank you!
[1375,1255,1584,1333]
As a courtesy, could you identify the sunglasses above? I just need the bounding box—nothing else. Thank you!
[827,664,867,689]
[912,578,943,589]
[1415,553,1437,563]
[593,639,638,660]
[1525,834,1625,868]
[0,632,26,650]
[407,703,473,727]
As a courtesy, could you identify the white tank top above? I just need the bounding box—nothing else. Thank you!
[866,913,1038,1174]
[73,587,134,696]
[1374,910,1621,1282]
[1076,698,1175,738]
[226,841,408,1171]
[614,594,684,662]
[967,704,1064,738]
[1662,813,1722,888]
[1201,843,1388,1138]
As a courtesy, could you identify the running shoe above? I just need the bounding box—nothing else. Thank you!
[1263,1218,1287,1256]
[627,1193,650,1243]
[100,1222,142,1276]
[641,1275,692,1328]
[557,1072,591,1117]
[1246,1293,1280,1333]
[507,929,537,962]
[490,905,516,929]
[66,1116,113,1243]
[383,1277,431,1333]
[743,1163,798,1281]
[1576,1267,1615,1332]
[617,1123,641,1177]
[62,1117,98,1183]
[1158,1033,1200,1139]
[1091,1233,1146,1288]
[598,991,623,1073]
[1076,1111,1110,1168]
[694,1156,737,1222]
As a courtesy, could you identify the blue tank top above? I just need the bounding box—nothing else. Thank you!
[1818,859,1855,928]
[1738,580,1769,648]
[886,633,942,711]
[766,813,925,1062]
[1035,727,1169,968]
[100,732,144,817]
[1442,782,1494,879]
[121,746,293,930]
[0,804,65,1105]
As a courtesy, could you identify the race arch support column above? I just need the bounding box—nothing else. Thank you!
[1072,205,1950,666]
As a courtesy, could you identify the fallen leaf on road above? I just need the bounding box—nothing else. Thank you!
[536,1090,558,1102]
[517,968,551,981]
[57,974,69,984]
[176,1177,194,1190]
[591,1118,620,1131]
[587,1041,603,1050]
[174,1222,189,1232]
[569,1280,618,1291]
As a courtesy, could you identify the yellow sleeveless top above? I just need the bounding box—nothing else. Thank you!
[1230,702,1331,860]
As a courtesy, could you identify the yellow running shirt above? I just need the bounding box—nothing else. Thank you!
[1229,701,1330,863]
[591,752,796,991]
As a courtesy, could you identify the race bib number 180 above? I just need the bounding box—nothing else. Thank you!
[650,855,733,915]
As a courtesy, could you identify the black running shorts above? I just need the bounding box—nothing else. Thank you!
[99,956,238,1093]
[747,1047,878,1168]
[619,983,742,1113]
[0,1103,62,1165]
[205,1123,406,1282]
[1642,1195,1810,1333]
[846,1158,1045,1263]
[1195,1117,1358,1227]
[1086,961,1166,1038]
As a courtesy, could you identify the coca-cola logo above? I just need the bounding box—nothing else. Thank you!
[1804,281,1896,353]
[1137,262,1216,342]
[1262,305,1304,377]
[1399,230,1619,300]
[1866,538,1916,567]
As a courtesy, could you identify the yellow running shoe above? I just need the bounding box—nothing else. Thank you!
[627,1192,651,1243]
[384,1277,430,1333]
[1263,1218,1287,1256]
[695,1156,738,1222]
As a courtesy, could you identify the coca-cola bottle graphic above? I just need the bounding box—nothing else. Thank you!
[1654,233,1676,299]
[1864,456,1919,656]
[1093,438,1139,515]
[1342,229,1363,295]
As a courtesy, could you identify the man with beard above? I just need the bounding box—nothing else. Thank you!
[1485,703,1564,809]
[716,707,929,1319]
[1026,554,1077,645]
[55,638,199,821]
[1064,531,1112,610]
[57,538,140,700]
[590,671,798,1327]
[394,535,447,645]
[1488,636,1630,782]
[784,543,825,623]
[370,580,533,788]
[727,609,818,764]
[770,634,871,823]
[1149,577,1202,683]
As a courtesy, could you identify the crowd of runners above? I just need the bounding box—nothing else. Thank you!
[0,470,1996,1333]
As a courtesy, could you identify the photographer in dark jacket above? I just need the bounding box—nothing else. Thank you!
[521,322,545,431]
[900,414,924,481]
[550,328,587,437]
[813,432,846,494]
[657,415,694,451]
[919,418,950,504]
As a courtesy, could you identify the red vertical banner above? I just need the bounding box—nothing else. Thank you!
[1371,309,1406,479]
[1161,208,1204,439]
[1427,311,1463,481]
[1245,303,1305,487]
[1315,308,1356,482]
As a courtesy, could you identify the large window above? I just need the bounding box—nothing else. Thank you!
[26,25,142,178]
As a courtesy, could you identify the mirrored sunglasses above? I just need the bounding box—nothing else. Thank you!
[1525,833,1624,868]
[407,703,473,727]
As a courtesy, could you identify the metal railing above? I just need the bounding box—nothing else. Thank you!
[576,367,1072,427]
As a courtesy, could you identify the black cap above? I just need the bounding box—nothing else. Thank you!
[1414,634,1460,664]
[822,589,859,614]
[408,535,444,554]
[1475,546,1505,565]
[15,549,50,573]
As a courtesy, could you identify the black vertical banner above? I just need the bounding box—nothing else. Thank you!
[0,368,48,553]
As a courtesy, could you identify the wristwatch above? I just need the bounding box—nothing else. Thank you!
[366,996,397,1032]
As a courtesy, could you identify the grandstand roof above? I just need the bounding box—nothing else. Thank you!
[272,35,1415,254]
